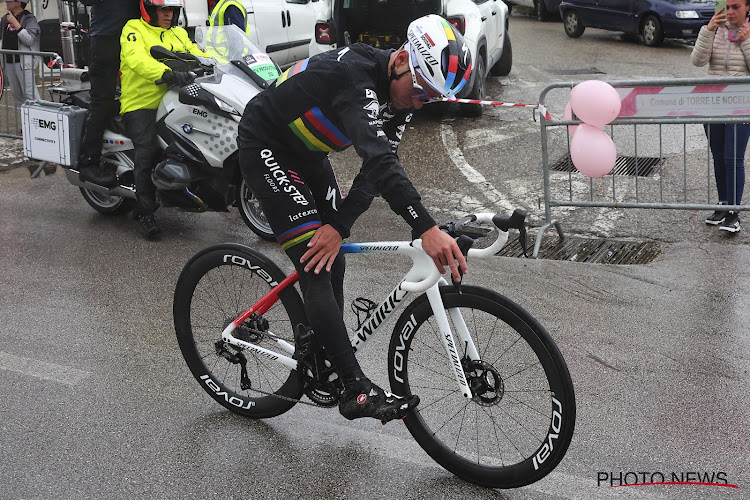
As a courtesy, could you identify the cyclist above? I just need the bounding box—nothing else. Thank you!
[237,14,472,422]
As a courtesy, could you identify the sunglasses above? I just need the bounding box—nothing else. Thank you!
[407,44,443,102]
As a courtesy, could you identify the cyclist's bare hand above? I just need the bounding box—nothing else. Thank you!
[300,224,342,274]
[420,225,468,282]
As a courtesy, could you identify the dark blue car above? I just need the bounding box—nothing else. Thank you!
[559,0,715,46]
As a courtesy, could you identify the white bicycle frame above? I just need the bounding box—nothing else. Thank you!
[220,213,511,399]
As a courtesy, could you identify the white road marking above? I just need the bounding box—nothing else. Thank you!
[440,121,515,213]
[0,351,90,386]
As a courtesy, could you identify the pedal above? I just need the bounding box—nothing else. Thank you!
[293,323,314,360]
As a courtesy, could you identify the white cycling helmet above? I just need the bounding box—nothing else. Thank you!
[405,14,472,98]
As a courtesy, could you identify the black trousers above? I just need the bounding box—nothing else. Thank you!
[123,109,159,217]
[239,145,363,382]
[80,35,121,163]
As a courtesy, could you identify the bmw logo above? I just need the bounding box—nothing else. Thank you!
[182,124,192,133]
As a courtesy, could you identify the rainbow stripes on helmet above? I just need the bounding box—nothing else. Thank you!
[406,15,472,98]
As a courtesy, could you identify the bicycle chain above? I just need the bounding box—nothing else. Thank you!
[243,384,324,408]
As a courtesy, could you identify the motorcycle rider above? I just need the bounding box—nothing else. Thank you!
[120,0,210,239]
[237,15,472,422]
[77,0,140,187]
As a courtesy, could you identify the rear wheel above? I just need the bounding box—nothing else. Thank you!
[174,243,306,418]
[563,10,585,38]
[388,286,576,488]
[535,0,549,21]
[238,178,275,241]
[79,187,134,215]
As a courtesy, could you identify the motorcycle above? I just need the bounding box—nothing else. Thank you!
[56,25,275,240]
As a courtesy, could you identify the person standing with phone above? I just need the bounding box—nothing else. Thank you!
[691,0,750,233]
[0,1,40,105]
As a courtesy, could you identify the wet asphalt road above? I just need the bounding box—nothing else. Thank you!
[1,11,749,500]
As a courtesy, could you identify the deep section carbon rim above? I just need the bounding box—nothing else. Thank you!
[389,286,575,488]
[174,244,305,418]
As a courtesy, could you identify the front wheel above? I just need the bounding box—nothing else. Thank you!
[462,55,485,118]
[490,32,512,77]
[174,243,306,418]
[388,286,575,489]
[641,15,664,47]
[237,178,275,241]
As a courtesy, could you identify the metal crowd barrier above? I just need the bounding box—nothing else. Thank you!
[0,48,61,140]
[535,76,750,257]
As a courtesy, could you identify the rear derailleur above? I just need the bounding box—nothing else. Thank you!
[213,314,270,390]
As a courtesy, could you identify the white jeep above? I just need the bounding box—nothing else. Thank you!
[309,0,513,116]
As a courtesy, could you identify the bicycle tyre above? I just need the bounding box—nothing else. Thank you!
[388,285,575,488]
[174,243,306,418]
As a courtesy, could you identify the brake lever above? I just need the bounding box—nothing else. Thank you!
[451,234,474,294]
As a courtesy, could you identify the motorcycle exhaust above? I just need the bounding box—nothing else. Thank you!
[63,168,136,199]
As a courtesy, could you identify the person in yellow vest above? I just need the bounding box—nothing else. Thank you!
[120,0,210,239]
[208,0,250,34]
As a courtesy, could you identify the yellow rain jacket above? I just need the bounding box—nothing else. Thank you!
[119,18,210,115]
[209,0,250,34]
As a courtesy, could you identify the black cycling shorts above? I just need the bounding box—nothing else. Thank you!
[239,146,344,248]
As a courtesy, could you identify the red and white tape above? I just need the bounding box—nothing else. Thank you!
[436,98,552,120]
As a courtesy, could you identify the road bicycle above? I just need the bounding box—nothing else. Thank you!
[173,209,575,489]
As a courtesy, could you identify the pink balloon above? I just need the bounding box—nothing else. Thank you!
[570,80,621,128]
[570,124,617,178]
[564,101,578,136]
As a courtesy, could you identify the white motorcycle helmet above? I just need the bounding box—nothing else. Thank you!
[140,0,184,28]
[405,15,472,98]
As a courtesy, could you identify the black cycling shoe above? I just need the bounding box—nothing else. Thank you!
[137,213,161,240]
[339,377,419,423]
[79,164,117,187]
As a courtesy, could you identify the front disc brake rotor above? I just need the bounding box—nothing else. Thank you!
[465,359,504,406]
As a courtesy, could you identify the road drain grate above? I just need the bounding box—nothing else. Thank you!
[550,155,664,177]
[499,235,661,264]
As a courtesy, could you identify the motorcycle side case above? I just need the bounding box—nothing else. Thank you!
[21,100,87,166]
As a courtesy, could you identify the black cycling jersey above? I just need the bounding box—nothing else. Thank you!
[237,43,436,240]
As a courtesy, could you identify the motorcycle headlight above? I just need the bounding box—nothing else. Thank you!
[676,10,699,19]
[214,97,239,115]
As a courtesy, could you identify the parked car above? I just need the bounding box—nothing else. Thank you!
[309,0,513,117]
[559,0,715,47]
[503,0,562,21]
